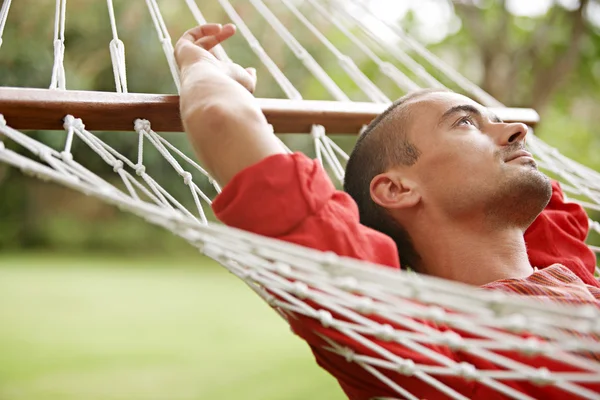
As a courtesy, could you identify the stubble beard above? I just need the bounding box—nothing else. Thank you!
[485,160,552,231]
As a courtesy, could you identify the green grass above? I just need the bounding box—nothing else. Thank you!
[0,253,346,400]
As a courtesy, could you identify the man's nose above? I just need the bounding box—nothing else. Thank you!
[495,122,529,146]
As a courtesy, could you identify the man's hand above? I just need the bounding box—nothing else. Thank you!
[175,24,284,186]
[175,23,256,94]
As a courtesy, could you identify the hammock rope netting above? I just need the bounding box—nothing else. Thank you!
[1,0,600,399]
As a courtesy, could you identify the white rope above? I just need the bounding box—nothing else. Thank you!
[332,5,444,92]
[106,0,128,93]
[304,0,422,94]
[278,0,389,103]
[215,0,302,100]
[3,114,598,327]
[528,134,600,205]
[144,0,180,93]
[3,111,600,398]
[248,0,350,102]
[345,0,503,108]
[213,243,600,381]
[0,0,12,49]
[49,0,67,90]
[312,125,345,183]
[133,120,210,224]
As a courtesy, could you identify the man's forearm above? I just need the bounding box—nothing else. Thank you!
[180,64,284,186]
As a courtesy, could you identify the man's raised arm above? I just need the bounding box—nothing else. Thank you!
[174,23,284,186]
[174,24,400,269]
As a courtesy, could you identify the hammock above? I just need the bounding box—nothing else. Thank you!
[1,1,600,399]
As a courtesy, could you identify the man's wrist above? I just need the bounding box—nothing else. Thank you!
[179,63,258,120]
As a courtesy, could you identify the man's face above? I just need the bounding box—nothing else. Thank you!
[401,91,551,229]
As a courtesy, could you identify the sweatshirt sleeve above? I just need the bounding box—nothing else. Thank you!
[212,152,400,269]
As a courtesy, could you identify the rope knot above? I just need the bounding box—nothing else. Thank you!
[518,337,544,357]
[455,362,480,381]
[63,115,85,131]
[322,251,338,266]
[134,119,151,132]
[109,38,125,51]
[275,262,291,275]
[356,297,374,315]
[310,124,326,139]
[135,165,146,176]
[112,160,124,172]
[335,276,357,291]
[317,310,333,328]
[505,313,527,333]
[181,171,193,185]
[529,367,553,386]
[426,306,447,323]
[60,151,73,162]
[396,359,415,376]
[292,281,309,299]
[263,293,277,307]
[341,347,355,363]
[442,331,465,350]
[374,324,394,341]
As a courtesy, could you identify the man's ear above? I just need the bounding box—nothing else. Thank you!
[370,171,420,210]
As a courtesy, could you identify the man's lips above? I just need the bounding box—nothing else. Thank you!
[505,150,534,162]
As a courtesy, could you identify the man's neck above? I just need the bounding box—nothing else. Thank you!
[415,224,534,286]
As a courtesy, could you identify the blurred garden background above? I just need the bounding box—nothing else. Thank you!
[0,0,599,399]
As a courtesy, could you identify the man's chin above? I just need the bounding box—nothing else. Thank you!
[487,169,552,229]
[525,165,550,187]
[515,169,552,224]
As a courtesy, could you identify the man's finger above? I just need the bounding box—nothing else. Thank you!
[181,23,223,43]
[199,23,224,37]
[194,36,221,51]
[194,25,236,51]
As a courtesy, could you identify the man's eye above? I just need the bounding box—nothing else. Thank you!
[457,117,474,126]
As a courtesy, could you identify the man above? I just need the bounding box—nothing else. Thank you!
[175,24,599,399]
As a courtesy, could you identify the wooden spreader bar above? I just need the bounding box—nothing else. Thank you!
[0,87,539,133]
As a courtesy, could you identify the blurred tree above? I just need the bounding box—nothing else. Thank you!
[447,0,598,113]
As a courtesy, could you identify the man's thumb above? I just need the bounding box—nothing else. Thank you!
[174,39,196,68]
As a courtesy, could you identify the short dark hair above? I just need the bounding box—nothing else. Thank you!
[344,89,446,270]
